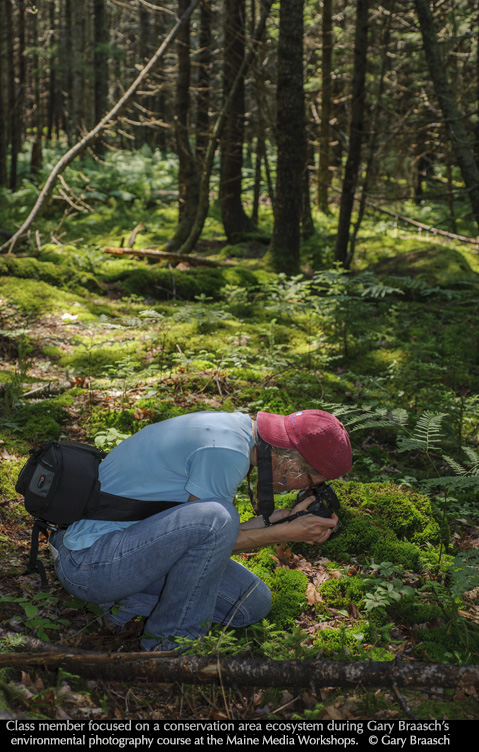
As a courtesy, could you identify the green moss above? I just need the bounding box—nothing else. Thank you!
[0,276,85,317]
[0,256,101,293]
[372,247,479,290]
[336,481,448,547]
[319,576,367,608]
[414,622,479,664]
[107,264,263,302]
[11,400,67,443]
[0,458,23,499]
[389,595,441,626]
[313,622,384,660]
[264,568,308,628]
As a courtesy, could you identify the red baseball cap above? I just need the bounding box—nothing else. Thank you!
[256,409,352,480]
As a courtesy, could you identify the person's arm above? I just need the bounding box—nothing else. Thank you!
[233,497,338,553]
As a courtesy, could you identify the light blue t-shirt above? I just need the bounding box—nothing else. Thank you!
[62,411,254,550]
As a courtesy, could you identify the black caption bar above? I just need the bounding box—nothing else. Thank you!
[2,718,469,749]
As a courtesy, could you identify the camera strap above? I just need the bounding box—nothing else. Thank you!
[252,424,275,526]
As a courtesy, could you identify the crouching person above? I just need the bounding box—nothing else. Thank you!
[49,409,352,651]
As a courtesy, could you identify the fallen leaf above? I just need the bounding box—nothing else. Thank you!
[306,583,321,606]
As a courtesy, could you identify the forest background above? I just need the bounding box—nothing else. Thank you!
[0,0,479,723]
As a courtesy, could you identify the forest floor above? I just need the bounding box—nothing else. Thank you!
[1,149,479,722]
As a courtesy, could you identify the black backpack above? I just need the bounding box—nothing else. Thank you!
[15,440,181,586]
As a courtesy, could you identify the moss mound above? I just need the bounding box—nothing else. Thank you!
[107,264,264,301]
[372,247,478,290]
[316,481,448,568]
[0,256,101,293]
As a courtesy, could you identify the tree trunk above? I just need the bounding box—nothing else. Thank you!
[166,0,200,252]
[30,6,43,174]
[9,0,24,189]
[220,0,258,242]
[1,635,478,692]
[413,0,479,232]
[0,0,11,187]
[0,0,203,254]
[348,1,393,262]
[93,0,109,155]
[267,0,305,275]
[176,0,273,255]
[334,0,368,268]
[317,0,333,213]
[195,0,212,169]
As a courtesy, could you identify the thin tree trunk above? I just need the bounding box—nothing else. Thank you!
[166,0,200,252]
[9,0,24,189]
[220,0,258,242]
[0,0,203,255]
[93,0,109,155]
[30,6,43,174]
[195,0,212,169]
[176,0,273,255]
[317,0,332,213]
[267,0,305,275]
[348,2,393,263]
[0,0,11,186]
[334,0,368,268]
[413,0,479,231]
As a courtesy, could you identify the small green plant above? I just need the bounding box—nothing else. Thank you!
[0,593,70,641]
[94,427,130,451]
[363,578,415,616]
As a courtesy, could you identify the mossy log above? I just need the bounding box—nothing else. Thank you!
[103,247,223,267]
[0,630,477,691]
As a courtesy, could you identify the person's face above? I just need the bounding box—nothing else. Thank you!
[271,457,326,493]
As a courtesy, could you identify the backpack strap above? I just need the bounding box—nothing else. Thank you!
[25,520,50,588]
[90,491,182,521]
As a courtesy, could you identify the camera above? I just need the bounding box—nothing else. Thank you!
[293,483,342,540]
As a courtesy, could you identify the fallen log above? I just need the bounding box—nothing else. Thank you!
[103,247,222,267]
[1,648,478,691]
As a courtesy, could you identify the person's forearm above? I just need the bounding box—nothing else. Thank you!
[233,516,291,553]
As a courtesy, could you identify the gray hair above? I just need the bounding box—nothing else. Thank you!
[271,445,317,480]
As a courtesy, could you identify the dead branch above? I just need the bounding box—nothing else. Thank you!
[368,202,479,245]
[103,246,223,267]
[0,631,477,690]
[0,0,202,255]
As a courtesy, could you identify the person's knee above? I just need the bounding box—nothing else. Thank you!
[233,579,272,626]
[196,499,240,545]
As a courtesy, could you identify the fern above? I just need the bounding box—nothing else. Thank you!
[450,551,479,597]
[397,411,447,453]
[320,403,409,433]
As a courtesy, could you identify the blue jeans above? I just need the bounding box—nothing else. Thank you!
[51,498,272,651]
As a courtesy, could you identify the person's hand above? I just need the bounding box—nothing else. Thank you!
[270,496,338,545]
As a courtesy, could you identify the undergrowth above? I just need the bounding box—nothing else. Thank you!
[1,147,479,719]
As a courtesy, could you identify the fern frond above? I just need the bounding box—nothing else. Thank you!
[442,455,468,475]
[421,475,479,491]
[462,446,479,474]
[398,411,446,453]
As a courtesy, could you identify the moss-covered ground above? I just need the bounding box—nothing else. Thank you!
[0,146,478,721]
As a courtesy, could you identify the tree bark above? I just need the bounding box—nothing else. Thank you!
[0,0,11,186]
[93,0,109,155]
[334,0,369,268]
[317,0,333,214]
[413,0,479,232]
[165,0,200,252]
[267,0,305,275]
[176,0,274,255]
[9,0,25,190]
[219,0,258,242]
[0,641,478,691]
[195,0,213,168]
[0,0,203,255]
